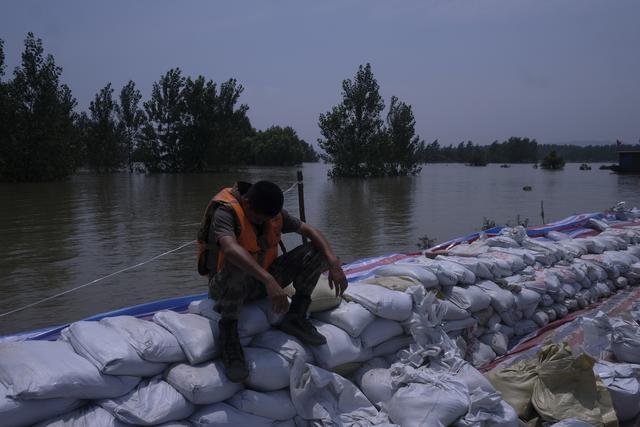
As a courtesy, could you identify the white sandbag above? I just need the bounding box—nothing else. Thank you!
[312,301,375,337]
[310,320,368,369]
[372,336,414,358]
[476,281,515,313]
[153,311,218,365]
[290,358,390,426]
[469,341,497,367]
[431,356,497,393]
[473,306,495,325]
[0,382,82,427]
[540,293,554,307]
[443,317,478,333]
[594,361,640,422]
[586,217,609,231]
[498,309,517,327]
[454,388,519,427]
[99,376,194,425]
[431,259,477,285]
[486,236,519,248]
[485,250,527,272]
[189,402,275,427]
[548,419,597,427]
[228,389,296,421]
[442,300,472,321]
[101,315,186,363]
[514,320,537,336]
[0,340,139,400]
[611,320,640,364]
[189,299,269,338]
[547,231,570,241]
[34,405,128,427]
[615,277,629,289]
[448,285,492,312]
[532,311,550,328]
[360,318,403,348]
[561,284,577,298]
[404,258,459,286]
[480,332,508,356]
[244,347,292,391]
[250,329,314,364]
[353,357,390,389]
[514,289,540,311]
[552,303,569,318]
[63,321,166,376]
[494,323,514,339]
[439,255,494,280]
[387,366,470,427]
[344,283,413,321]
[307,275,342,312]
[164,361,242,405]
[449,241,490,257]
[360,368,394,406]
[486,313,501,330]
[563,298,579,311]
[373,264,439,288]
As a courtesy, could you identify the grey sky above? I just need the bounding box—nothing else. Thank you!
[1,0,639,147]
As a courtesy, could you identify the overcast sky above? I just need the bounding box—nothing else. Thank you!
[1,0,638,147]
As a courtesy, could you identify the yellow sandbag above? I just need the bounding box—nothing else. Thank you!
[362,275,421,292]
[532,343,618,426]
[486,359,538,419]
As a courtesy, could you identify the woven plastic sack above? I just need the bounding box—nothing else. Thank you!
[360,318,403,348]
[373,264,439,288]
[344,283,413,321]
[310,320,368,369]
[372,335,414,358]
[438,255,493,280]
[387,365,470,427]
[454,388,519,427]
[480,331,508,356]
[188,402,276,427]
[250,329,314,364]
[101,315,186,363]
[448,285,492,312]
[290,358,391,426]
[99,376,194,425]
[188,299,269,338]
[594,361,640,422]
[244,347,292,391]
[360,368,394,406]
[228,389,296,421]
[0,382,82,427]
[0,340,139,400]
[164,361,242,405]
[477,281,515,313]
[34,405,129,427]
[152,311,218,365]
[442,300,472,320]
[63,321,167,376]
[312,300,376,337]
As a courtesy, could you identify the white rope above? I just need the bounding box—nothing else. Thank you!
[0,181,304,318]
[0,240,196,318]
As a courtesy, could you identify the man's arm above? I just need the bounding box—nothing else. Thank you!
[297,223,348,296]
[218,235,289,313]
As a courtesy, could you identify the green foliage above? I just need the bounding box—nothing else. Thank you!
[0,33,81,182]
[417,234,437,250]
[319,64,422,178]
[84,83,125,172]
[117,81,145,172]
[540,150,565,170]
[482,217,497,230]
[249,126,318,166]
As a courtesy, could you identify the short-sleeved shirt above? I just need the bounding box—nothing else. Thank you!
[212,206,301,245]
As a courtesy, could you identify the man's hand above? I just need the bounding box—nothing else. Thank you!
[327,259,348,297]
[265,277,290,314]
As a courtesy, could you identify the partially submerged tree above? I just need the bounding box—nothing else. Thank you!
[319,63,422,178]
[117,81,145,173]
[0,33,81,181]
[540,150,565,170]
[84,83,125,172]
[249,126,318,166]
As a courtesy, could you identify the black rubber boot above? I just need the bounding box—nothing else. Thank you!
[218,318,249,383]
[279,295,327,346]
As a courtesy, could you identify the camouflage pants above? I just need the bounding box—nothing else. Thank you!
[208,242,327,319]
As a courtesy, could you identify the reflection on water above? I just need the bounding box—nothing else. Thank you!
[1,163,639,334]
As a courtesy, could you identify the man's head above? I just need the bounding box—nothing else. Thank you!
[242,180,284,224]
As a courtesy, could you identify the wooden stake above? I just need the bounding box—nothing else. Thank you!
[541,200,546,224]
[297,170,308,244]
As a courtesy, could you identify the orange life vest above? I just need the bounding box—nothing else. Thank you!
[196,186,282,276]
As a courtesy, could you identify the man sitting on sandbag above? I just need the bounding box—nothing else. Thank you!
[197,181,348,382]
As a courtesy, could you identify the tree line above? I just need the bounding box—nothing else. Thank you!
[0,33,318,182]
[417,138,638,165]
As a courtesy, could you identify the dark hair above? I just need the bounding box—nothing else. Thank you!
[246,180,284,217]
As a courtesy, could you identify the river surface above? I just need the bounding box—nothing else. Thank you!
[1,162,639,334]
